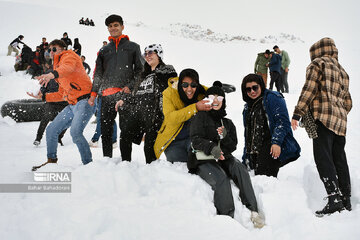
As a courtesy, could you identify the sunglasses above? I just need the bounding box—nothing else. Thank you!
[208,95,224,102]
[181,82,198,88]
[47,47,58,53]
[245,85,259,93]
[143,50,155,57]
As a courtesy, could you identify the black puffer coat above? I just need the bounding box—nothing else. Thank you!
[188,111,237,171]
[92,37,144,94]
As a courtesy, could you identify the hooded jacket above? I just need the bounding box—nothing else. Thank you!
[154,77,207,159]
[91,36,143,96]
[293,37,352,136]
[269,53,282,73]
[50,50,92,105]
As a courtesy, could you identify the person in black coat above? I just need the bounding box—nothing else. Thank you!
[61,32,72,49]
[81,56,91,74]
[8,35,24,56]
[73,38,81,56]
[115,44,177,163]
[188,82,264,228]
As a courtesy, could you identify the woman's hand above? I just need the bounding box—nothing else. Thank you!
[115,100,124,111]
[270,144,281,159]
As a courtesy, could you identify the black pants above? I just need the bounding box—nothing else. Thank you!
[197,157,258,217]
[120,109,162,163]
[313,121,351,196]
[269,71,283,92]
[250,142,281,177]
[100,93,121,158]
[35,102,67,142]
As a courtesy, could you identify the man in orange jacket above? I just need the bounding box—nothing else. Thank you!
[33,39,95,171]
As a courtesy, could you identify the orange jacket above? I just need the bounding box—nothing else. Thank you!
[50,50,92,105]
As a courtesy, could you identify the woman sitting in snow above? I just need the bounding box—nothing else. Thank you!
[241,74,300,177]
[188,82,264,228]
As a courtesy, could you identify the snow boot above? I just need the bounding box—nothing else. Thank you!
[33,140,40,146]
[341,195,352,211]
[315,194,344,217]
[89,140,99,148]
[32,158,58,171]
[250,211,265,228]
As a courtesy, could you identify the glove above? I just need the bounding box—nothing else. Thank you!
[210,146,222,159]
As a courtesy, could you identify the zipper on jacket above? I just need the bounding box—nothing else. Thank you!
[158,123,184,156]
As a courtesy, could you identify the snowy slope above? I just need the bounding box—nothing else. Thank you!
[0,1,360,239]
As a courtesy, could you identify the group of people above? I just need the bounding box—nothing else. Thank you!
[79,17,95,26]
[18,13,351,224]
[254,45,290,93]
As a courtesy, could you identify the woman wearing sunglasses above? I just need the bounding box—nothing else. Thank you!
[188,82,264,228]
[115,44,177,163]
[241,74,300,177]
[154,68,211,162]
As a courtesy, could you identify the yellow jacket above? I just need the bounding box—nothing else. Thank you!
[154,77,207,159]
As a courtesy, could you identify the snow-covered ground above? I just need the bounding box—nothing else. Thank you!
[0,0,359,239]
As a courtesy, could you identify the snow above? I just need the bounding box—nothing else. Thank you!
[0,0,360,239]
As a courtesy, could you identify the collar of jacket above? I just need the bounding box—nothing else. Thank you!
[108,35,129,50]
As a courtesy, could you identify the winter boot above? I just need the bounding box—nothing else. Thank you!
[33,140,40,146]
[89,140,99,148]
[315,194,345,217]
[32,158,58,171]
[341,195,352,211]
[250,211,265,228]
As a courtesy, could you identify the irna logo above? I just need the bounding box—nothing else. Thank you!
[33,172,71,182]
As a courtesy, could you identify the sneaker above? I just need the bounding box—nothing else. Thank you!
[342,195,352,211]
[89,140,99,148]
[33,140,40,146]
[112,142,118,149]
[315,194,345,217]
[250,211,265,229]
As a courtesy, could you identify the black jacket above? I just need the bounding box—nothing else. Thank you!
[83,62,91,74]
[10,37,24,49]
[92,37,144,94]
[188,111,238,171]
[61,37,72,48]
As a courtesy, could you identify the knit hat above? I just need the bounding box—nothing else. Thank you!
[205,81,227,119]
[144,44,164,60]
[105,14,123,26]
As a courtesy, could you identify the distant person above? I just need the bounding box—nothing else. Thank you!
[14,44,32,71]
[39,38,48,71]
[102,41,107,47]
[79,17,85,25]
[27,63,68,147]
[90,19,95,26]
[188,82,265,228]
[84,18,90,26]
[273,45,290,93]
[7,35,24,56]
[241,74,300,177]
[267,51,282,92]
[81,56,91,74]
[73,38,82,56]
[154,68,211,162]
[291,38,352,217]
[254,49,271,87]
[27,46,43,78]
[61,32,72,49]
[115,44,177,163]
[88,14,143,158]
[32,39,94,171]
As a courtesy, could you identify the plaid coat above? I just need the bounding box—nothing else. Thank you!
[293,37,352,136]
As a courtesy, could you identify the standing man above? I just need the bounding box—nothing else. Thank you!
[254,49,271,87]
[32,39,95,171]
[291,38,352,217]
[267,52,282,92]
[273,45,291,93]
[88,14,143,158]
[61,32,72,49]
[7,35,24,56]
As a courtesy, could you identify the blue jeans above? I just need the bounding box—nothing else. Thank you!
[164,138,191,163]
[91,98,117,143]
[46,99,95,164]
